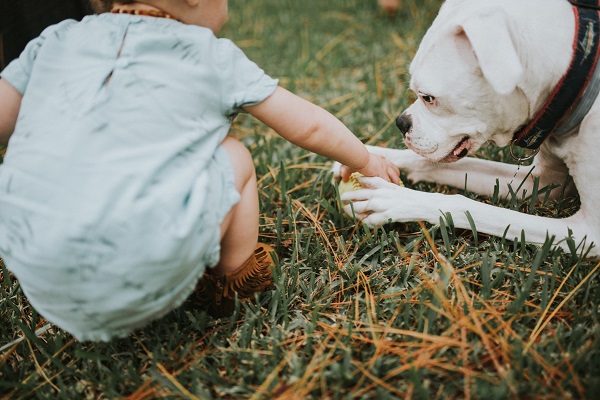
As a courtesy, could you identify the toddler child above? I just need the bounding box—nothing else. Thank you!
[0,0,400,341]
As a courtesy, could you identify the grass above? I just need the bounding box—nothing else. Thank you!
[1,0,600,398]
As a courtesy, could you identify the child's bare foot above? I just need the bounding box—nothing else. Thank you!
[194,243,276,317]
[378,0,402,16]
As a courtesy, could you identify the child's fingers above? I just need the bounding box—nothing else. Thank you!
[377,159,400,184]
[387,165,400,185]
[344,154,400,184]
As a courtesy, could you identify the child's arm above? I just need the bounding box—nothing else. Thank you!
[0,79,22,146]
[244,87,400,183]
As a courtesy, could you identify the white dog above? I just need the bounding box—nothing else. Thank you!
[338,0,600,256]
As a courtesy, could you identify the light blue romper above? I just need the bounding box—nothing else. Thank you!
[0,14,278,341]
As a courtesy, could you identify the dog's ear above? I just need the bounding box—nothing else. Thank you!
[456,11,523,95]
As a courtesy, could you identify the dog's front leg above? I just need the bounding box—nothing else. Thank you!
[342,177,594,255]
[359,147,557,198]
[414,150,572,200]
[343,146,572,200]
[329,147,529,198]
[332,146,537,198]
[407,157,537,198]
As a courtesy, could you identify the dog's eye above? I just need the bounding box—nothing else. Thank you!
[419,93,436,105]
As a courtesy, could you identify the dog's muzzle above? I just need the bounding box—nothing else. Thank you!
[396,113,412,136]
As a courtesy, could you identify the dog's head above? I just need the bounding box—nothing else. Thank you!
[398,0,531,162]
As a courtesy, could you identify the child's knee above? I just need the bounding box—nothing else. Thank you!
[221,137,256,189]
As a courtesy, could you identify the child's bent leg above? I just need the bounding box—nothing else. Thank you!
[214,136,259,276]
[193,137,275,317]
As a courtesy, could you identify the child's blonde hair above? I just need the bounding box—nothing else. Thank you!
[89,0,137,13]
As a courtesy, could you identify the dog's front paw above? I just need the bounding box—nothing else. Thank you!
[339,177,402,225]
[341,192,400,227]
[340,177,438,226]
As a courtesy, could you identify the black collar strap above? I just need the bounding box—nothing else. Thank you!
[570,0,600,10]
[512,2,600,149]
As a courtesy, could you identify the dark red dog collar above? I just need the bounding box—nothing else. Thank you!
[512,1,600,150]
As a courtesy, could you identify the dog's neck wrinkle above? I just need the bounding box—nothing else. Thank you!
[514,85,533,121]
[518,81,552,121]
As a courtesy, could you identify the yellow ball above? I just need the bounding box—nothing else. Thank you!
[338,172,364,195]
[338,171,405,196]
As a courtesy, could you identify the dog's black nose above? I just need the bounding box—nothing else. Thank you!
[396,114,412,136]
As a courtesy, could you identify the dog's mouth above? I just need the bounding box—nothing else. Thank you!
[440,136,470,163]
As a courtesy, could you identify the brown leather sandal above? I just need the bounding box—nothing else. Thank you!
[194,243,276,317]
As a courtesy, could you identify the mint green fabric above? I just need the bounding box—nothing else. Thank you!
[0,14,278,341]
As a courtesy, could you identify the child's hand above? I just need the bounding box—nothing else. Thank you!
[341,153,400,185]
